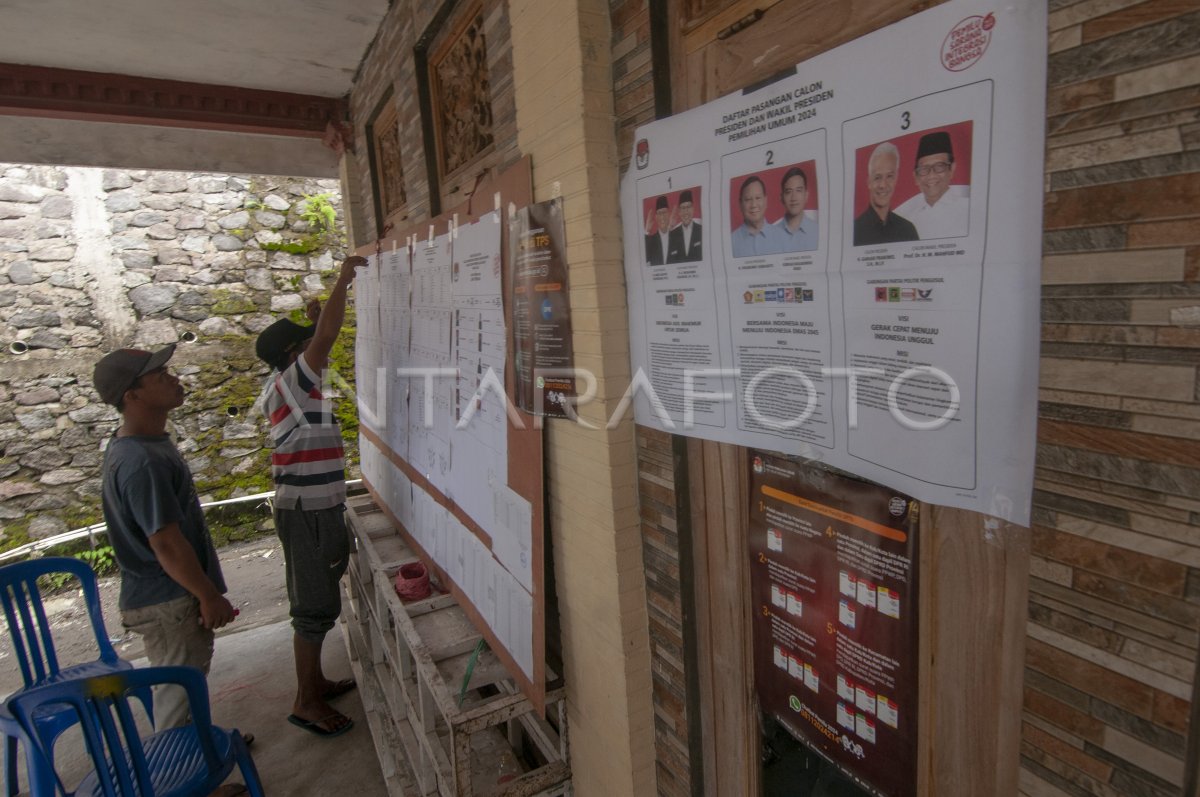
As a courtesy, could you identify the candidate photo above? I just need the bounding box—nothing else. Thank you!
[851,141,918,246]
[642,187,703,265]
[773,163,819,253]
[851,121,973,246]
[729,161,820,258]
[893,128,971,240]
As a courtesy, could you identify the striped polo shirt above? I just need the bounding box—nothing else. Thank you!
[265,355,346,510]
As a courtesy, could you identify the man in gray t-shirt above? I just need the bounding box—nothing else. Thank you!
[95,344,237,729]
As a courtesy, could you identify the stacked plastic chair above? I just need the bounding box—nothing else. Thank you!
[8,665,263,797]
[0,557,152,796]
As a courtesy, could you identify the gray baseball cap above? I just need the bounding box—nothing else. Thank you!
[92,344,176,406]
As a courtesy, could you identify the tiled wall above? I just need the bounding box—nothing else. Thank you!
[1024,2,1200,795]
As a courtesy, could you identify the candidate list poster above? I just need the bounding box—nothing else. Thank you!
[619,0,1045,525]
[749,452,919,797]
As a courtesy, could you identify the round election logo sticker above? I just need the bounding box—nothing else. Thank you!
[941,13,994,72]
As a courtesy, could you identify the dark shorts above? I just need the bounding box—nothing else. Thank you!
[275,503,349,643]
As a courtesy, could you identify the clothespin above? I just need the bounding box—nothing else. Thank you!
[428,224,435,245]
[493,192,501,222]
[552,180,561,199]
[452,213,459,239]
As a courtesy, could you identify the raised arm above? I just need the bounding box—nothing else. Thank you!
[302,255,367,372]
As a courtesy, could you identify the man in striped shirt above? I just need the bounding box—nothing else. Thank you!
[256,254,367,738]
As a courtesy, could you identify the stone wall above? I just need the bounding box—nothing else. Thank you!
[0,164,350,547]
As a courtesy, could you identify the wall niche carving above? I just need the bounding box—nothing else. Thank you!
[430,7,494,178]
[369,97,406,224]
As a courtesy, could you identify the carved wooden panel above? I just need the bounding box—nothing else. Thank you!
[0,62,343,135]
[370,98,406,221]
[430,7,494,178]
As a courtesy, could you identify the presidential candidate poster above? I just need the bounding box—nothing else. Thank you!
[619,0,1046,525]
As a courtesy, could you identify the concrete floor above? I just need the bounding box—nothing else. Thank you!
[5,536,390,796]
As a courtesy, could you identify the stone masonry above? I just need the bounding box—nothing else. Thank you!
[0,164,350,546]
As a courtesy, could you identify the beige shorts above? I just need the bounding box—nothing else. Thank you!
[120,594,215,728]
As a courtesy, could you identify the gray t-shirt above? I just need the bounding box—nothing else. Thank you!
[100,434,226,610]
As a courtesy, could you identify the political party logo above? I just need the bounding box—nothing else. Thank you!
[784,288,795,302]
[875,287,888,302]
[888,287,901,302]
[802,289,814,302]
[917,289,934,301]
[541,298,553,320]
[676,292,685,306]
[666,294,676,306]
[888,496,908,517]
[901,288,916,301]
[636,139,650,169]
[942,13,995,72]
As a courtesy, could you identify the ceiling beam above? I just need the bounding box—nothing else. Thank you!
[0,63,349,139]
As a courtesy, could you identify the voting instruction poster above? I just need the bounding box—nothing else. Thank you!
[510,198,577,417]
[749,452,919,796]
[619,0,1046,525]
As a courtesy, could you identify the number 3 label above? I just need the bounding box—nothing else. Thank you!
[900,111,911,130]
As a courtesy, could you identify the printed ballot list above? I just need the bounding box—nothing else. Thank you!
[354,212,538,680]
[619,0,1046,525]
[750,452,919,797]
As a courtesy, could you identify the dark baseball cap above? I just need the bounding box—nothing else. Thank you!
[255,318,315,371]
[93,344,177,407]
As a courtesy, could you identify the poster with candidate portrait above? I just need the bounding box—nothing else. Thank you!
[619,0,1046,526]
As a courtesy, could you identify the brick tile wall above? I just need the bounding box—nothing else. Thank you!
[1026,1,1200,794]
[347,0,519,246]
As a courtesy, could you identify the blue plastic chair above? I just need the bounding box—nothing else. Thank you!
[1,557,152,796]
[8,666,263,797]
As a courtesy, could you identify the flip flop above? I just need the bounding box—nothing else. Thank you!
[324,678,357,700]
[210,785,248,797]
[287,712,354,738]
